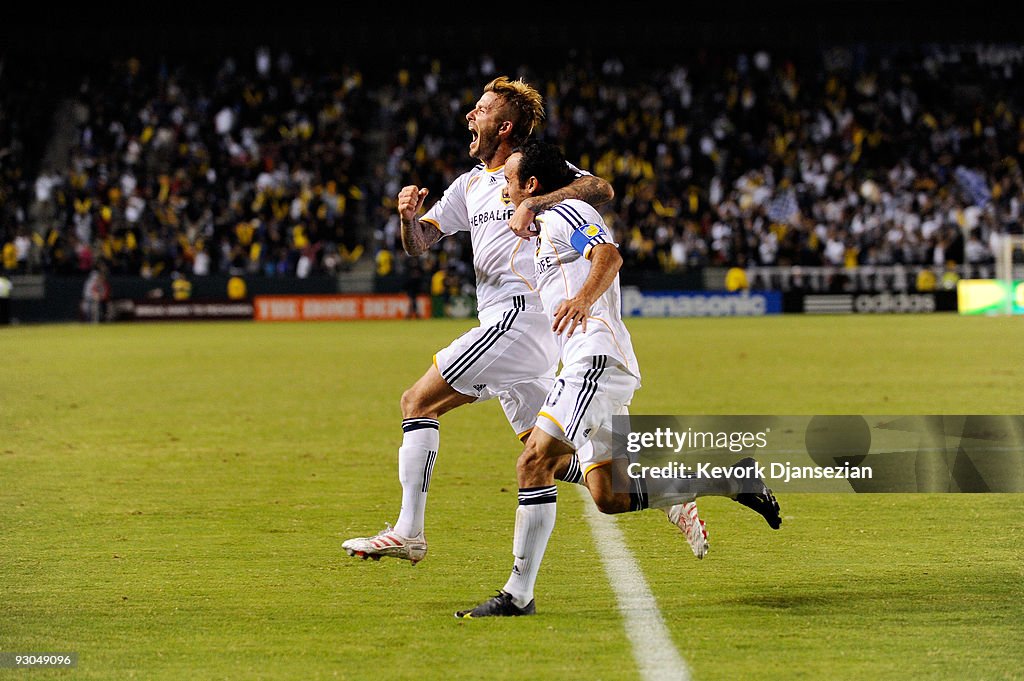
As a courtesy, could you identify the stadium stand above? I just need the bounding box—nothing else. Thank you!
[2,25,1022,295]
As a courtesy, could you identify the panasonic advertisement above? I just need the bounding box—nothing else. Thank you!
[621,287,782,318]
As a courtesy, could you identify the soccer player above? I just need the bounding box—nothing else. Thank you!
[455,142,781,617]
[341,76,710,564]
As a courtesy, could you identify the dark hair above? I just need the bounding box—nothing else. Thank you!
[514,141,575,194]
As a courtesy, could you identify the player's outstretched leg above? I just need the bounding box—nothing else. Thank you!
[455,484,555,618]
[666,501,709,559]
[342,366,475,565]
[731,456,782,529]
[341,417,437,564]
[458,432,563,618]
[342,523,428,564]
[581,461,710,559]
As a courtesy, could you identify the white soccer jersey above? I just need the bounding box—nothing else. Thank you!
[420,161,586,315]
[533,199,641,380]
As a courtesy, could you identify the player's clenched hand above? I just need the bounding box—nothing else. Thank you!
[552,297,590,337]
[398,185,429,224]
[508,199,540,238]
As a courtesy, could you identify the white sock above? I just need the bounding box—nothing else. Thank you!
[502,486,557,609]
[559,451,586,485]
[393,418,439,537]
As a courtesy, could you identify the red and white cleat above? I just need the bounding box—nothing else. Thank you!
[667,501,709,559]
[342,524,427,564]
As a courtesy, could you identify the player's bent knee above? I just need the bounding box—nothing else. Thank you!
[400,386,424,418]
[401,366,474,420]
[516,442,560,481]
[516,444,544,476]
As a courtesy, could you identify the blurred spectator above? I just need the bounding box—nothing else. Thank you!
[725,259,750,291]
[403,255,424,319]
[81,264,110,323]
[171,270,192,300]
[915,267,937,292]
[0,274,11,324]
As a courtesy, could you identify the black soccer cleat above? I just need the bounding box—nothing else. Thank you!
[734,485,782,529]
[454,590,536,619]
[731,457,782,529]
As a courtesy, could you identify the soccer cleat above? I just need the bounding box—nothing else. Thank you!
[341,524,428,564]
[455,590,536,619]
[731,457,782,529]
[667,501,709,559]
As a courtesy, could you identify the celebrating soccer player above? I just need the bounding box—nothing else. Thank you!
[342,77,709,564]
[455,142,782,617]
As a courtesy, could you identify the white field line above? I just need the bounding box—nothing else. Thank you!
[577,487,691,681]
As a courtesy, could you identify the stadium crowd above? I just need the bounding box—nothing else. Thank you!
[2,49,375,280]
[2,40,1023,291]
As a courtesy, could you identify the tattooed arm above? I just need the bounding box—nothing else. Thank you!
[397,185,443,256]
[508,174,614,238]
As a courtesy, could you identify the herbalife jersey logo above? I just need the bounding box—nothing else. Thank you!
[470,207,515,227]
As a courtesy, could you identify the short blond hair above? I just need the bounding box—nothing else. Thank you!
[484,76,545,147]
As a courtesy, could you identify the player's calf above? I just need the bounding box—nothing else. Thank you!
[516,431,571,488]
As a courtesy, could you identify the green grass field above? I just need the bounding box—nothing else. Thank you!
[2,315,1022,680]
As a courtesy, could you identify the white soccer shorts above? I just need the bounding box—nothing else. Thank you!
[534,355,639,477]
[434,294,559,438]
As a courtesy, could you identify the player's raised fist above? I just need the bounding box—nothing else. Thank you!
[398,186,430,223]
